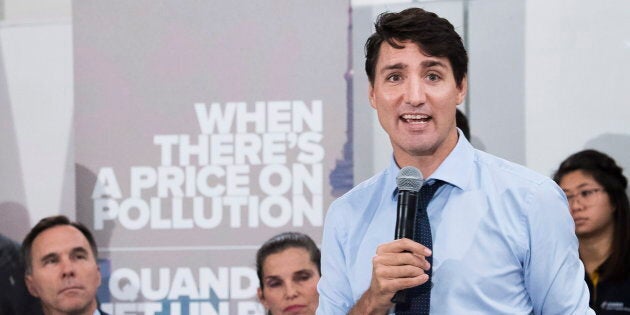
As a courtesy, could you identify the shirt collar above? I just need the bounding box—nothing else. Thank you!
[389,129,475,201]
[387,156,401,202]
[429,129,474,190]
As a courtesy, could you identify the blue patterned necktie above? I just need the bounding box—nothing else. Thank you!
[395,180,444,315]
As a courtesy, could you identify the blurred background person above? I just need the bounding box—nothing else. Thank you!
[256,232,320,315]
[554,149,630,314]
[456,108,470,141]
[0,233,42,315]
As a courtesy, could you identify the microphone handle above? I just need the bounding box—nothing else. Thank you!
[394,190,418,240]
[392,190,418,304]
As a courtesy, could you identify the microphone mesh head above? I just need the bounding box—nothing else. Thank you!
[397,166,423,192]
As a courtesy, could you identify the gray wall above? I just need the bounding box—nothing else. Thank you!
[2,0,630,241]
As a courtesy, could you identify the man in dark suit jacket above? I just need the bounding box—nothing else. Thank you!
[0,233,43,315]
[22,215,109,315]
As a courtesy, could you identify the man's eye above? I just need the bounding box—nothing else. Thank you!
[267,281,281,288]
[427,73,440,81]
[387,74,402,82]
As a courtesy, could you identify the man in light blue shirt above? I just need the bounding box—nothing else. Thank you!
[317,7,593,315]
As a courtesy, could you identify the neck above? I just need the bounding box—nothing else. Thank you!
[394,129,459,178]
[579,226,614,276]
[411,155,447,180]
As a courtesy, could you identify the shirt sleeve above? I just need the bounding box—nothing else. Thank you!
[524,179,594,315]
[317,198,355,315]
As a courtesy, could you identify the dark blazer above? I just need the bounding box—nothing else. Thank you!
[0,234,43,315]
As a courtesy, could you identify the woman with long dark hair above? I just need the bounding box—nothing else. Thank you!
[554,149,630,313]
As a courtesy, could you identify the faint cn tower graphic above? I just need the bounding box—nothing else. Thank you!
[330,4,354,197]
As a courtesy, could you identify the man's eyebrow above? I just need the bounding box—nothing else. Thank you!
[379,62,407,74]
[71,246,89,255]
[264,275,281,281]
[40,252,58,263]
[379,60,447,75]
[421,60,447,68]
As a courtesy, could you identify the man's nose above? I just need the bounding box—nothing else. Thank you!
[404,76,426,106]
[60,258,76,278]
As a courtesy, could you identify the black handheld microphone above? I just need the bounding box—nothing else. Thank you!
[391,166,423,304]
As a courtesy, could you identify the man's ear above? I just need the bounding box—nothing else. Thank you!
[456,76,468,105]
[368,84,376,109]
[257,287,269,310]
[25,274,40,298]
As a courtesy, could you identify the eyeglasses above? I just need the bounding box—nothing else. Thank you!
[565,188,604,204]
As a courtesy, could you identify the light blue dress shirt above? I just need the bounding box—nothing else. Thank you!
[317,133,593,314]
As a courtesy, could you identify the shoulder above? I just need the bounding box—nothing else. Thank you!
[0,234,19,253]
[327,168,390,216]
[473,149,551,186]
[471,149,567,217]
[0,235,20,270]
[324,168,393,242]
[473,149,563,197]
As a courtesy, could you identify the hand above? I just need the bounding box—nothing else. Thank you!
[349,238,431,314]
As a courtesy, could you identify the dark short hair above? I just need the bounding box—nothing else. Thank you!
[553,149,630,281]
[255,231,320,289]
[365,7,468,88]
[456,108,470,141]
[22,215,99,275]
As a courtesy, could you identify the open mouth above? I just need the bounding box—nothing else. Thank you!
[401,113,431,124]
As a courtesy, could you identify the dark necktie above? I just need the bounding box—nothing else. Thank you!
[395,180,445,315]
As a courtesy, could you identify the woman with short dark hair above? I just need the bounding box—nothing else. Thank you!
[256,232,320,315]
